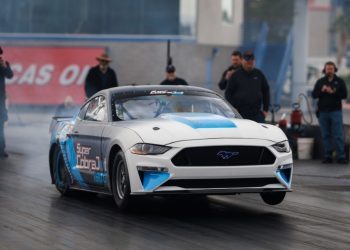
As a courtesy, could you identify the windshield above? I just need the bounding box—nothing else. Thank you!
[111,93,240,121]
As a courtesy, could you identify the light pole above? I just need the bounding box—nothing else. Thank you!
[292,0,309,103]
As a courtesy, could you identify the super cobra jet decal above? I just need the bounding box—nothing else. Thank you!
[76,143,102,171]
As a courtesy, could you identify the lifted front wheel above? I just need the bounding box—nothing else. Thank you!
[260,191,286,205]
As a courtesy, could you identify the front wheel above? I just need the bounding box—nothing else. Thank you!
[260,191,286,205]
[112,151,132,211]
[53,146,72,195]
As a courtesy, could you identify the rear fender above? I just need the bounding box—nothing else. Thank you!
[49,117,75,184]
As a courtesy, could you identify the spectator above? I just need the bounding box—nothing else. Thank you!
[0,46,13,158]
[85,53,118,98]
[312,61,348,164]
[54,96,80,117]
[160,65,188,86]
[225,50,270,123]
[218,50,242,90]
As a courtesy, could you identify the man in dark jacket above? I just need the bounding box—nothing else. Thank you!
[85,53,118,98]
[218,50,242,90]
[0,46,13,158]
[225,51,270,123]
[160,65,188,86]
[312,61,348,164]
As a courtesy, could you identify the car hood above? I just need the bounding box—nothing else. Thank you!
[112,113,286,145]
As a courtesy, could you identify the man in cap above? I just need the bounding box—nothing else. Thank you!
[85,53,118,98]
[0,46,13,158]
[225,50,270,123]
[218,50,242,90]
[160,65,188,85]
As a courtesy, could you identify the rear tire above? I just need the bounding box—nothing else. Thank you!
[53,146,72,195]
[112,151,132,211]
[260,191,286,205]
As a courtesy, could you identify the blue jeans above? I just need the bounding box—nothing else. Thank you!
[318,110,345,160]
[0,121,5,155]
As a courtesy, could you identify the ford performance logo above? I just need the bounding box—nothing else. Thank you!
[217,151,239,160]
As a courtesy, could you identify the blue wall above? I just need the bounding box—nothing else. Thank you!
[0,0,180,35]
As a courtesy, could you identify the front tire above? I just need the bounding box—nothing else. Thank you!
[53,146,71,195]
[112,151,132,211]
[260,191,286,205]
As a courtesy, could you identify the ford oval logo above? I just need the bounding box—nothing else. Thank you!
[217,151,239,160]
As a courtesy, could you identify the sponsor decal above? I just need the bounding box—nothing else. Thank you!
[150,90,184,95]
[3,46,105,104]
[94,172,107,185]
[76,143,102,171]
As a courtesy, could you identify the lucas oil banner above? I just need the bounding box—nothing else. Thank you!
[3,46,105,105]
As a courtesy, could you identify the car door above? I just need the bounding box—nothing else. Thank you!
[72,96,107,188]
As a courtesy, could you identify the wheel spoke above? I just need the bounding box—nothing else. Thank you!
[117,162,127,199]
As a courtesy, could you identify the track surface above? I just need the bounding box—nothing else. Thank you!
[1,114,350,250]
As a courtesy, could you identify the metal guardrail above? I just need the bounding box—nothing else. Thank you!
[0,33,196,43]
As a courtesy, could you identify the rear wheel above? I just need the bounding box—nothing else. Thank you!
[260,191,286,205]
[53,146,71,195]
[112,151,132,211]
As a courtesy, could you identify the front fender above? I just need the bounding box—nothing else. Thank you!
[102,126,143,189]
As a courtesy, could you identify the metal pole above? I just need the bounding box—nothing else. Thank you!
[292,0,309,103]
[206,48,218,90]
[167,40,172,66]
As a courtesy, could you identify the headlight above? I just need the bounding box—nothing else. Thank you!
[130,143,170,155]
[272,140,290,153]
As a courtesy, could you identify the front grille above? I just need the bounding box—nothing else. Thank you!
[162,178,279,189]
[171,146,276,166]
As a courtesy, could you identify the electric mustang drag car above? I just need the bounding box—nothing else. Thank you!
[49,85,293,210]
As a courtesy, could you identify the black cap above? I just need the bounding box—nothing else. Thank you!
[242,50,255,61]
[0,46,3,55]
[166,65,176,73]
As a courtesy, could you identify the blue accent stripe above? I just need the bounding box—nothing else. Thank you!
[276,167,291,188]
[161,113,236,129]
[279,171,288,183]
[61,138,88,188]
[142,171,170,191]
[65,138,76,167]
[276,171,289,187]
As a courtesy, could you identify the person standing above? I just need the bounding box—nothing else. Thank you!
[225,51,270,123]
[85,53,118,98]
[312,61,348,164]
[160,65,188,86]
[0,46,13,158]
[218,50,242,90]
[54,96,80,117]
